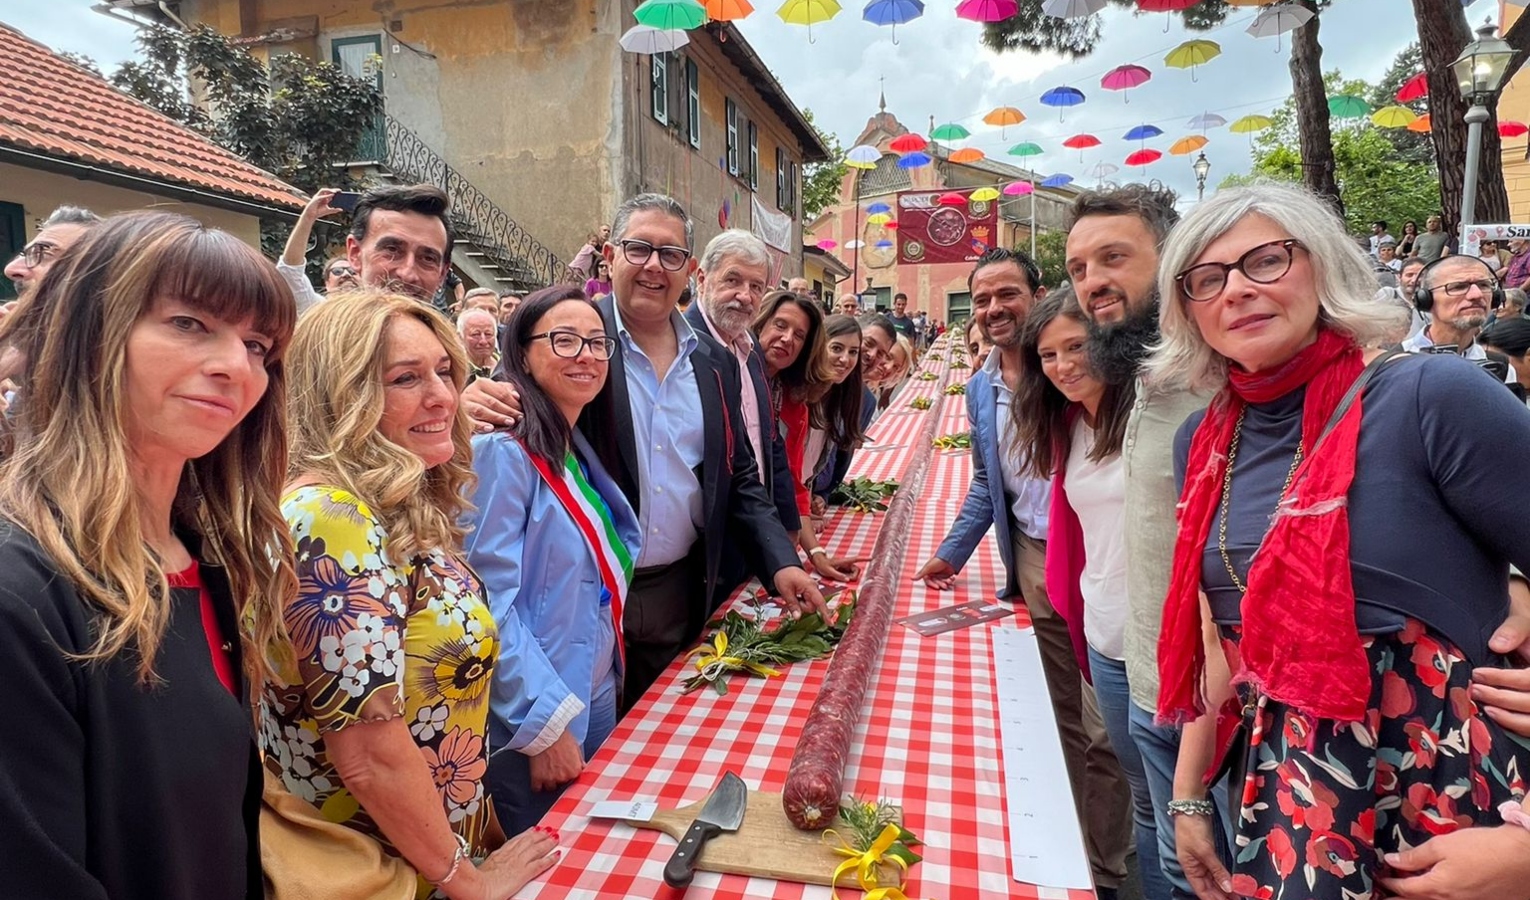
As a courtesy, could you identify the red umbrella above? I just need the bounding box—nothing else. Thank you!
[937,192,968,206]
[1125,148,1162,167]
[1500,121,1529,138]
[1137,0,1198,8]
[889,133,928,153]
[1396,71,1428,104]
[1064,132,1101,161]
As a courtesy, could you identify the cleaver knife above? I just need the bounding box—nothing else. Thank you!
[662,771,747,888]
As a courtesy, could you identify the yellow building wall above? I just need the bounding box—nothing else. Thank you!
[1498,2,1530,220]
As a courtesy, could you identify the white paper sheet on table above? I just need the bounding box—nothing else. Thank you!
[990,627,1094,892]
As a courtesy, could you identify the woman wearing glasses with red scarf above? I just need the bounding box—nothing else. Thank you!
[1148,184,1530,900]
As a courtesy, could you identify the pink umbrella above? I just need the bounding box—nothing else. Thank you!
[816,239,838,250]
[955,0,1018,22]
[937,192,968,206]
[1125,148,1162,167]
[1002,181,1034,196]
[1396,71,1429,104]
[1101,64,1152,103]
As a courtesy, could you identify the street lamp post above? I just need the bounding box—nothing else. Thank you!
[1192,152,1211,202]
[1452,22,1516,237]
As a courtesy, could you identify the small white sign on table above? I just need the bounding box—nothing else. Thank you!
[990,626,1094,892]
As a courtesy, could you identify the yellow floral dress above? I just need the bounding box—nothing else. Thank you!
[261,486,499,896]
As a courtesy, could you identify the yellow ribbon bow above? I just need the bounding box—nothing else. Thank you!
[824,823,912,900]
[687,630,781,681]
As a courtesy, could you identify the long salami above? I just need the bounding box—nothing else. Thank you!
[781,358,947,830]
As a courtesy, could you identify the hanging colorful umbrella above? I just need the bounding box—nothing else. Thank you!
[1040,85,1087,120]
[937,192,968,206]
[1002,181,1034,196]
[862,0,924,44]
[955,0,1018,22]
[816,239,838,250]
[1043,0,1106,16]
[1370,106,1418,128]
[1063,133,1100,160]
[1407,113,1433,134]
[897,151,933,168]
[635,0,709,30]
[776,0,842,42]
[931,122,971,141]
[1125,148,1163,167]
[1224,0,1267,4]
[1123,124,1163,142]
[846,144,880,168]
[1086,161,1119,181]
[1164,39,1221,82]
[889,133,927,153]
[619,25,691,54]
[882,221,899,230]
[866,212,893,225]
[875,239,895,249]
[1170,135,1208,155]
[704,0,756,19]
[1040,173,1075,188]
[949,147,987,163]
[844,240,865,249]
[1138,0,1198,32]
[1247,3,1315,53]
[1327,95,1371,119]
[1500,121,1529,138]
[1007,141,1044,159]
[865,201,892,214]
[983,106,1026,137]
[1396,71,1429,104]
[1101,64,1152,103]
[1187,111,1227,131]
[1229,114,1274,134]
[971,186,1002,201]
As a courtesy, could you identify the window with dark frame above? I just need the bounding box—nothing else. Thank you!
[776,147,787,210]
[726,98,738,175]
[651,52,668,125]
[686,58,700,148]
[748,121,759,190]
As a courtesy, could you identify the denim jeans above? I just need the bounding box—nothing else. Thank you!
[1126,698,1233,900]
[1088,647,1171,900]
[488,677,620,834]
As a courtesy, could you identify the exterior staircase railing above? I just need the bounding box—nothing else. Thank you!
[375,115,567,291]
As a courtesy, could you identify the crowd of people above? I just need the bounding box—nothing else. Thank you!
[4,173,1530,900]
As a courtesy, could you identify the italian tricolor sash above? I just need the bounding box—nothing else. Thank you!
[525,445,635,667]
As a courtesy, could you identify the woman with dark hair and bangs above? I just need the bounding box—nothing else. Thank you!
[465,286,640,834]
[805,314,873,520]
[0,211,297,900]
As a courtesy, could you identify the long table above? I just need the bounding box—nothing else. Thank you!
[516,338,1095,900]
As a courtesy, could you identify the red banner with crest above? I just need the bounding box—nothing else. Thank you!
[895,189,999,266]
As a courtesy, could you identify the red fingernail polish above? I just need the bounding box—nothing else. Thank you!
[554,849,562,860]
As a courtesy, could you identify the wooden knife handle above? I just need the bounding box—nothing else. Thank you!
[663,819,723,888]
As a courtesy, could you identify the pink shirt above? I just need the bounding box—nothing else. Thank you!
[699,309,766,485]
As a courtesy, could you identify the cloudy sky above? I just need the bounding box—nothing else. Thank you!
[2,1,1452,202]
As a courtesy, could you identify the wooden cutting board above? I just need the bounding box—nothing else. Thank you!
[627,789,903,888]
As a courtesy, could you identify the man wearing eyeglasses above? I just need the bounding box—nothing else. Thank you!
[5,206,101,298]
[578,194,826,709]
[1403,256,1514,384]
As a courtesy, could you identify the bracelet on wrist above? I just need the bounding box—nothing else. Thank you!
[1166,798,1216,818]
[808,547,829,558]
[430,832,472,887]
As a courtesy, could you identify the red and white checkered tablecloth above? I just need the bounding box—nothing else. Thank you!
[516,338,1094,900]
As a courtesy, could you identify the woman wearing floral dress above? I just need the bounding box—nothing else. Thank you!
[266,292,557,900]
[1150,184,1530,899]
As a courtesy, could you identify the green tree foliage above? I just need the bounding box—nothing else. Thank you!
[981,0,1234,57]
[801,108,848,221]
[1221,67,1440,235]
[1366,43,1430,167]
[1029,229,1068,289]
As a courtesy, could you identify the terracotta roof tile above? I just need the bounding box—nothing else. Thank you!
[0,22,305,211]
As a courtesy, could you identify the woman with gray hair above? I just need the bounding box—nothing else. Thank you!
[1148,183,1530,900]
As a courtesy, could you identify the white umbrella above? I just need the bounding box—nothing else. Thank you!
[846,144,881,166]
[1085,161,1119,181]
[844,240,865,249]
[1041,0,1106,18]
[1187,112,1227,130]
[1246,3,1315,53]
[619,24,690,54]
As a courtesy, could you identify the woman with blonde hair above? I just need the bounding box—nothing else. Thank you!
[0,211,295,899]
[1149,183,1530,899]
[267,292,557,900]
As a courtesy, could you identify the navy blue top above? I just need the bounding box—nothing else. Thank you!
[1174,353,1530,665]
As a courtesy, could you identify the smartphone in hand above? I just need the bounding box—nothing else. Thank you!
[330,191,363,213]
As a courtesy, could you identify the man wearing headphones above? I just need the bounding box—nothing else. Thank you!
[1405,254,1515,383]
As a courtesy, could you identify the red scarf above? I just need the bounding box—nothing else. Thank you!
[1157,328,1371,725]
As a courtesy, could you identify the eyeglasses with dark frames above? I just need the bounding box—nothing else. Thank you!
[1175,239,1306,303]
[527,330,617,360]
[618,239,690,272]
[11,240,60,269]
[327,265,358,278]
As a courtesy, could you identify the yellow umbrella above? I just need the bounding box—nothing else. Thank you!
[776,0,840,41]
[1371,105,1418,128]
[983,106,1025,137]
[971,187,1001,202]
[949,147,987,163]
[1170,135,1208,155]
[1229,114,1273,134]
[1164,39,1221,82]
[704,0,755,19]
[866,213,892,225]
[1407,113,1433,134]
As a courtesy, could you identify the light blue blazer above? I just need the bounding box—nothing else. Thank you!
[465,429,641,755]
[935,364,1020,600]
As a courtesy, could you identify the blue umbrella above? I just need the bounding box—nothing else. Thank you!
[1040,85,1086,120]
[862,0,924,43]
[1040,173,1074,188]
[875,239,894,249]
[897,151,932,168]
[1123,124,1163,141]
[866,201,892,214]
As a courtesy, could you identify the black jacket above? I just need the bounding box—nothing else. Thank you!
[0,523,261,900]
[579,296,800,633]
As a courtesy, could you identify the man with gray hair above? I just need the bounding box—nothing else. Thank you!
[5,205,101,297]
[455,307,499,380]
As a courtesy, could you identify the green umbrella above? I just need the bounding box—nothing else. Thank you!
[931,122,971,141]
[1007,141,1043,158]
[1326,94,1371,119]
[635,0,709,30]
